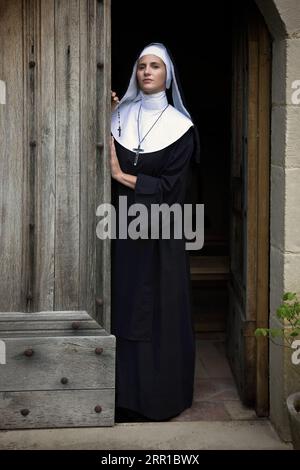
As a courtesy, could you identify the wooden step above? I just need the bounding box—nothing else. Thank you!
[190,255,230,281]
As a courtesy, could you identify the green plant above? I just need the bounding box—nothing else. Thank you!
[255,292,300,347]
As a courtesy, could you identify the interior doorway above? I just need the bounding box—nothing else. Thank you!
[111,0,232,315]
[111,0,270,419]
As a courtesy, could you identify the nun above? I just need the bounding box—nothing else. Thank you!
[110,42,200,422]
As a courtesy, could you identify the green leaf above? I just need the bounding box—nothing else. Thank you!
[255,328,268,337]
[283,292,297,301]
[293,302,300,314]
[276,306,287,319]
[259,293,300,344]
[270,329,284,338]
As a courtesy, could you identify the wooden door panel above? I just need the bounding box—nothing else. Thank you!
[54,0,81,310]
[0,0,25,311]
[227,1,270,414]
[0,0,111,331]
[35,0,56,311]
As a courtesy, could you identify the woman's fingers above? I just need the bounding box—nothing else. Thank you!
[111,91,119,101]
[111,90,119,109]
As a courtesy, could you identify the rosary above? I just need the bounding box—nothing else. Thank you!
[117,102,169,166]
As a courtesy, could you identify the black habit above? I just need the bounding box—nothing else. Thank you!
[111,126,196,420]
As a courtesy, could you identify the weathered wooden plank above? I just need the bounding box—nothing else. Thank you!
[0,80,5,104]
[86,0,99,320]
[246,8,259,323]
[0,389,114,429]
[0,310,108,332]
[78,0,89,316]
[78,0,98,319]
[0,336,115,391]
[0,310,97,322]
[22,0,40,312]
[96,0,111,331]
[256,15,271,417]
[230,17,246,290]
[0,320,102,331]
[0,311,108,339]
[0,330,106,338]
[102,0,112,332]
[0,0,25,311]
[228,2,257,406]
[34,0,56,311]
[55,0,81,309]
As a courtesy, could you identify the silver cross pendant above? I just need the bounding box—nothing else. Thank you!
[132,146,144,166]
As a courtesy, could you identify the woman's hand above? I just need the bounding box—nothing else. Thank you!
[111,90,119,112]
[110,136,123,181]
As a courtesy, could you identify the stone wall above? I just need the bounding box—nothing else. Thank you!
[256,0,300,441]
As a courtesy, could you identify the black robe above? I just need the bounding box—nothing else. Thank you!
[111,126,196,420]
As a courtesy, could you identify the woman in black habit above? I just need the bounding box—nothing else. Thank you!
[110,43,200,422]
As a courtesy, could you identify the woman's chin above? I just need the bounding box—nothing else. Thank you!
[140,86,162,94]
[141,86,155,94]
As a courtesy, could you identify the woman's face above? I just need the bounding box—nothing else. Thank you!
[136,54,166,94]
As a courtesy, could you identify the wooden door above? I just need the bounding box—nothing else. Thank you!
[0,0,111,331]
[227,0,271,415]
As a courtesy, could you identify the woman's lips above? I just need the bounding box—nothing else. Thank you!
[143,79,153,82]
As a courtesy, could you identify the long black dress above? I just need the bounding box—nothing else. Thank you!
[111,126,196,421]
